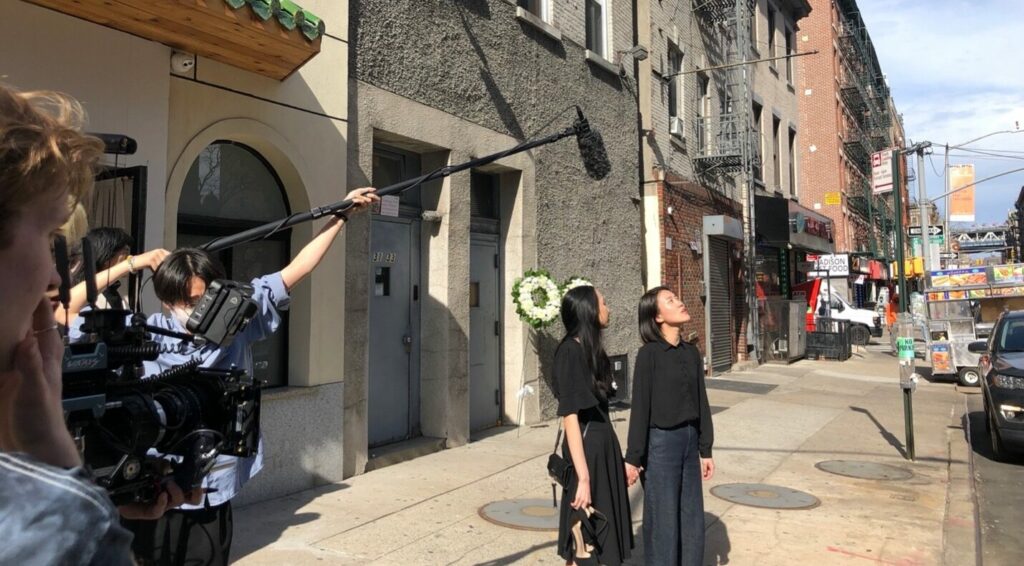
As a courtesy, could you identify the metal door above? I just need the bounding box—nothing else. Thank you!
[469,237,501,432]
[368,218,420,447]
[708,238,734,372]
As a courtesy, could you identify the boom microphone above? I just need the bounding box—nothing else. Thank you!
[573,107,611,180]
[202,106,613,252]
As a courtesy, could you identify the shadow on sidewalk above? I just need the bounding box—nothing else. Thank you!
[627,512,731,565]
[231,483,349,561]
[474,541,557,565]
[850,405,908,459]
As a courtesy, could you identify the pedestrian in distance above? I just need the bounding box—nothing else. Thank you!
[552,285,633,566]
[625,286,715,566]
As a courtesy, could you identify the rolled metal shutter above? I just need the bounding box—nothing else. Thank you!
[708,238,734,372]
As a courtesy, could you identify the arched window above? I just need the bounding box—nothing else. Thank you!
[177,141,291,388]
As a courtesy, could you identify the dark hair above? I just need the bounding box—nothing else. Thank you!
[86,227,133,269]
[638,286,670,344]
[153,248,225,306]
[561,286,613,399]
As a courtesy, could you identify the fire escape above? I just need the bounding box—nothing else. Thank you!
[837,1,896,259]
[691,0,759,177]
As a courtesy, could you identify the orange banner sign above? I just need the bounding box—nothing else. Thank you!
[949,164,975,222]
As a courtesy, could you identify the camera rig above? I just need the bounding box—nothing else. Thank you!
[59,237,262,505]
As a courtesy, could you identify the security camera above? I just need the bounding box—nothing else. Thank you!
[170,52,195,74]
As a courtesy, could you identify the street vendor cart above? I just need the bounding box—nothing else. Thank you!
[925,264,1024,386]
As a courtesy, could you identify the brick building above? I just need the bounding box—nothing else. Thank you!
[796,0,909,302]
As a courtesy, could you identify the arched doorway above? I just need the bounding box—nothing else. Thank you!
[176,141,291,388]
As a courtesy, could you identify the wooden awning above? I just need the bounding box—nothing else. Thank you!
[24,0,324,81]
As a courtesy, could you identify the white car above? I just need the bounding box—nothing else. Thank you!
[817,292,884,345]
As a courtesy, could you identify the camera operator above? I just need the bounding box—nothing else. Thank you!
[0,84,137,564]
[123,186,377,565]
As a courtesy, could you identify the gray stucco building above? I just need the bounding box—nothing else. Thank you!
[343,0,643,474]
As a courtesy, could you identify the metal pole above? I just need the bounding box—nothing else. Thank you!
[944,144,951,256]
[893,150,909,309]
[903,384,916,460]
[917,148,931,275]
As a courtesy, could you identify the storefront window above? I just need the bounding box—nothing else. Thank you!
[178,141,291,388]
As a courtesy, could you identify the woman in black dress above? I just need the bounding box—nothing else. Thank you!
[553,285,633,565]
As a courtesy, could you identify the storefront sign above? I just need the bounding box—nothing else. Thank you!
[992,264,1024,284]
[929,267,988,288]
[806,253,850,277]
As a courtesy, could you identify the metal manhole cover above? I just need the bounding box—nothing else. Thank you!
[815,460,913,481]
[710,483,820,510]
[478,498,559,531]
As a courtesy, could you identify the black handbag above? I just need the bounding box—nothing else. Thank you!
[547,420,589,488]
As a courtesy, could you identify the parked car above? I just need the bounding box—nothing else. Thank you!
[971,310,1024,458]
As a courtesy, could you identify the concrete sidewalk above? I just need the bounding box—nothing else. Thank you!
[233,346,975,565]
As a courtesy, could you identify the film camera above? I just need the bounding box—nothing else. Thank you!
[60,239,262,505]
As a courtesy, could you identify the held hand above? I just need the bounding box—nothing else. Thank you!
[344,187,379,214]
[625,463,642,487]
[0,297,80,468]
[700,457,715,481]
[571,477,592,510]
[119,482,204,520]
[133,248,170,272]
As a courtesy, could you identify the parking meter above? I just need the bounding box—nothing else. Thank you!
[895,312,916,459]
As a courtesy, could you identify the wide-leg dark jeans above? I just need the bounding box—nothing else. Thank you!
[643,423,704,566]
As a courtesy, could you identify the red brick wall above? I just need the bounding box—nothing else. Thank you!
[797,1,850,250]
[657,174,748,366]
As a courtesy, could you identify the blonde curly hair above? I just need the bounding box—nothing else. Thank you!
[0,84,103,248]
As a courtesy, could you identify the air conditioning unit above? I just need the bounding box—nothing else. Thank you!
[669,116,685,139]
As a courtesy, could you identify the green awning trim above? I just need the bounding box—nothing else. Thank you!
[223,0,324,41]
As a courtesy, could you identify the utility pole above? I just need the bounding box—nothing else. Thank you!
[943,144,950,256]
[914,143,933,274]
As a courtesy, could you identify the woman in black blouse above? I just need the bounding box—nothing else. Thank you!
[552,286,633,565]
[624,286,715,566]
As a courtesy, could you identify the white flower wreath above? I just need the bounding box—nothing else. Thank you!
[562,277,593,294]
[512,270,563,329]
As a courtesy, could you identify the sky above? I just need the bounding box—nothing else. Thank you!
[857,0,1024,227]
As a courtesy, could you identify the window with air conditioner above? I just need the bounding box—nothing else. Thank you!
[668,41,684,139]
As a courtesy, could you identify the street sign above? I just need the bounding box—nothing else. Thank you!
[871,149,895,194]
[824,192,841,206]
[939,252,957,260]
[908,225,943,237]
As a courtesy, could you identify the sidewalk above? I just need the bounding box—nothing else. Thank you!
[233,346,975,565]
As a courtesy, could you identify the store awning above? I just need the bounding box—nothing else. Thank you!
[754,195,835,254]
[24,0,324,80]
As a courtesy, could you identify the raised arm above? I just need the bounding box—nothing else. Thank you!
[55,248,169,324]
[280,187,378,291]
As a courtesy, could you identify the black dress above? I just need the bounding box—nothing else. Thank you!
[553,339,633,565]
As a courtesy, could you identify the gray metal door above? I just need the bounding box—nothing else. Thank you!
[708,238,734,372]
[469,238,501,432]
[368,218,420,447]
